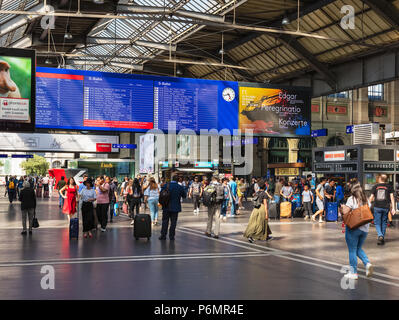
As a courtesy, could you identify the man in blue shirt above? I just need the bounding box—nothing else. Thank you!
[77,174,88,215]
[228,176,238,217]
[159,175,186,241]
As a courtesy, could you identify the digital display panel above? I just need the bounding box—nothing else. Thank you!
[0,48,35,132]
[154,78,238,132]
[239,84,311,136]
[35,67,310,136]
[36,67,154,132]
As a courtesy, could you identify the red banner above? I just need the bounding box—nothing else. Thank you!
[311,105,320,113]
[327,106,347,114]
[96,143,112,153]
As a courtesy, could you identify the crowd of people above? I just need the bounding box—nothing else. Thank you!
[4,171,398,280]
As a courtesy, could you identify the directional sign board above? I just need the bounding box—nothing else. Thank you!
[346,125,354,134]
[311,129,328,138]
[112,144,137,149]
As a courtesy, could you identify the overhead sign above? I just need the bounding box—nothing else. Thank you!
[311,129,328,137]
[324,150,345,162]
[194,161,213,168]
[275,168,299,176]
[112,144,137,149]
[346,125,354,134]
[0,132,119,152]
[11,154,33,158]
[225,137,259,147]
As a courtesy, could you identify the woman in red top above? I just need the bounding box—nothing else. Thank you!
[60,178,78,221]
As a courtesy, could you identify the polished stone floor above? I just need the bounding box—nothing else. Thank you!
[1,189,399,300]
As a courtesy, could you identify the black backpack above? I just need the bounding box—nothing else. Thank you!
[252,191,263,209]
[159,183,171,208]
[215,185,225,203]
[202,185,216,207]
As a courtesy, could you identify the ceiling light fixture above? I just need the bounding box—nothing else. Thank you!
[45,58,52,65]
[93,0,104,4]
[282,12,290,25]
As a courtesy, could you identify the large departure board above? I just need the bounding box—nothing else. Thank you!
[36,67,154,132]
[154,80,219,131]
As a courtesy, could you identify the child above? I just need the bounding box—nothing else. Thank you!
[302,184,314,220]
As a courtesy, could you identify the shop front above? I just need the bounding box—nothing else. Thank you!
[68,159,135,181]
[267,163,308,180]
[313,145,397,191]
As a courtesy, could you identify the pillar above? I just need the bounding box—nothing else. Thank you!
[288,138,299,163]
[353,87,369,124]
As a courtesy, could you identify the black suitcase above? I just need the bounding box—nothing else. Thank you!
[134,214,151,240]
[69,217,79,239]
[293,206,304,218]
[268,201,278,219]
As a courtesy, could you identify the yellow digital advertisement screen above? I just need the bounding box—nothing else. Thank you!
[239,86,311,136]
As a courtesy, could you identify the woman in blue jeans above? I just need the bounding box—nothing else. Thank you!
[343,182,373,280]
[145,178,160,226]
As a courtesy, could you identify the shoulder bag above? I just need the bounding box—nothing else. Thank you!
[342,203,373,230]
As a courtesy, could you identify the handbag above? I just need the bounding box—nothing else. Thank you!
[114,203,119,217]
[32,209,39,228]
[342,203,373,230]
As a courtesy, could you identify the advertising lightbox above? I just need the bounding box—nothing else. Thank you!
[0,47,36,132]
[239,84,311,137]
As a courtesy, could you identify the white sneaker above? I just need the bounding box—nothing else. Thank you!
[366,263,374,278]
[223,216,227,222]
[101,228,106,232]
[130,220,134,225]
[319,219,323,223]
[193,210,197,215]
[304,216,309,220]
[344,273,358,280]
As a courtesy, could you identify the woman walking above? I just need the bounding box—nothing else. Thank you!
[342,182,373,280]
[145,177,160,225]
[126,178,142,224]
[79,178,96,238]
[59,177,78,222]
[244,180,272,243]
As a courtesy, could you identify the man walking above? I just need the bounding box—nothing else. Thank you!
[19,181,36,235]
[228,176,238,217]
[369,174,395,245]
[189,176,202,215]
[109,177,118,223]
[205,176,223,239]
[159,175,186,241]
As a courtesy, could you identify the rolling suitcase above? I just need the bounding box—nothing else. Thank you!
[134,214,152,240]
[268,201,278,219]
[69,217,79,239]
[326,202,338,222]
[280,201,292,218]
[293,205,304,218]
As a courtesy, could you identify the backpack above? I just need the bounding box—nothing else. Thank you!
[8,181,15,189]
[252,191,263,209]
[159,183,171,208]
[215,185,224,203]
[202,185,216,207]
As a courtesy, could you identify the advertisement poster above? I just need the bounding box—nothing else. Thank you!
[139,134,155,174]
[239,86,311,136]
[0,54,33,127]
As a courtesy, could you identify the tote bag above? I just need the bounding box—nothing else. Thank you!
[343,204,373,230]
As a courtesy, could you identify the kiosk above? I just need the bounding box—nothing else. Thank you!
[312,144,398,191]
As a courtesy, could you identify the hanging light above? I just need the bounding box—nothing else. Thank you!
[93,0,104,4]
[282,11,290,25]
[218,48,224,55]
[64,25,73,40]
[45,58,52,65]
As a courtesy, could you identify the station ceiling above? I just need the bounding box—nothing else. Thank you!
[1,0,399,95]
